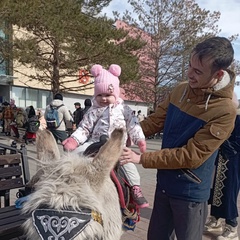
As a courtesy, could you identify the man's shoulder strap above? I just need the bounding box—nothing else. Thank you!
[56,104,64,109]
[50,104,64,109]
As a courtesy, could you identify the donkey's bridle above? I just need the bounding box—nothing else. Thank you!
[91,209,103,225]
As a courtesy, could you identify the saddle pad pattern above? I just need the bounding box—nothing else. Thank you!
[32,208,92,240]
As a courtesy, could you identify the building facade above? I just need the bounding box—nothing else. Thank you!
[0,23,150,116]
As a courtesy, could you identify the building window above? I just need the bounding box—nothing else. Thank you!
[0,29,7,75]
[11,86,51,109]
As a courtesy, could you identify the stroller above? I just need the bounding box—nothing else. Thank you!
[24,115,40,144]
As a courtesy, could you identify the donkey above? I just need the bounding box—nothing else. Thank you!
[22,128,125,240]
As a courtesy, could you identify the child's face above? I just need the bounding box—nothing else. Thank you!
[96,94,116,107]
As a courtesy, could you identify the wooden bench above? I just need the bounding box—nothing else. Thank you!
[0,206,27,240]
[0,141,30,240]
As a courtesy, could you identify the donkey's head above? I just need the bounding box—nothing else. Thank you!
[23,128,125,240]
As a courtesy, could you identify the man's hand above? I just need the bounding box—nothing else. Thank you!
[119,147,142,165]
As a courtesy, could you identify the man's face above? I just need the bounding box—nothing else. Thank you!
[75,104,80,109]
[187,53,222,89]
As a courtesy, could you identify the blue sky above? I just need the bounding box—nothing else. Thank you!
[103,0,240,97]
[103,0,240,59]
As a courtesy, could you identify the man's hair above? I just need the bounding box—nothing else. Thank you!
[74,102,81,106]
[54,93,63,100]
[192,36,234,72]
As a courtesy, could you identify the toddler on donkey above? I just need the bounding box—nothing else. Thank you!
[63,63,149,208]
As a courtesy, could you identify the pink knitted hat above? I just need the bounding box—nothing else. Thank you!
[91,64,121,99]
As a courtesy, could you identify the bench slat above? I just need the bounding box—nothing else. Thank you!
[10,235,27,240]
[0,206,22,220]
[0,166,22,179]
[0,154,21,165]
[0,178,24,191]
[0,226,24,240]
[0,206,27,238]
[0,212,25,227]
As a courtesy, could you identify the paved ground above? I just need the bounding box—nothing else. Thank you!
[0,132,239,240]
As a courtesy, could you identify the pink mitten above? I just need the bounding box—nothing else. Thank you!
[62,137,78,151]
[137,139,146,153]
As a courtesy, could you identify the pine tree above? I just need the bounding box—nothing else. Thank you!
[0,0,144,94]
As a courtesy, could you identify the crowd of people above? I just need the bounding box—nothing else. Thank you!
[0,36,239,240]
[0,102,44,143]
[0,96,92,144]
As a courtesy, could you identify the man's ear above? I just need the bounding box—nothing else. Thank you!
[216,70,224,80]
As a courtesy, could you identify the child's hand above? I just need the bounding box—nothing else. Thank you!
[62,137,78,151]
[137,139,146,153]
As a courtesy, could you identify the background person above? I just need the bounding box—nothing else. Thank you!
[3,103,14,136]
[44,93,73,143]
[36,109,47,130]
[204,94,240,240]
[24,105,40,143]
[10,107,27,138]
[137,110,144,122]
[72,102,82,130]
[81,98,92,116]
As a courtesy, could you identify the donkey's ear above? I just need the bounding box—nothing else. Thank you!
[36,129,60,162]
[92,128,125,174]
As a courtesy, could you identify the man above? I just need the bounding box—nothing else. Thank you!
[45,93,73,143]
[73,102,83,130]
[120,37,237,240]
[81,98,92,116]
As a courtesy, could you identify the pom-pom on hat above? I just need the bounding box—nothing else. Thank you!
[91,64,121,99]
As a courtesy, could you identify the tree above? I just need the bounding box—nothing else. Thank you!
[114,0,239,110]
[0,0,145,95]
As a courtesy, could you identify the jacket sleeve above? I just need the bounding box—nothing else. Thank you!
[62,106,73,122]
[71,108,96,145]
[44,106,48,120]
[123,105,145,145]
[140,110,236,169]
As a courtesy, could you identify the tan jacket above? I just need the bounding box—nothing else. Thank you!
[140,70,236,170]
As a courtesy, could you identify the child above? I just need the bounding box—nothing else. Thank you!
[63,64,149,208]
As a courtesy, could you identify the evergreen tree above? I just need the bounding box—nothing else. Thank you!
[0,0,144,94]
